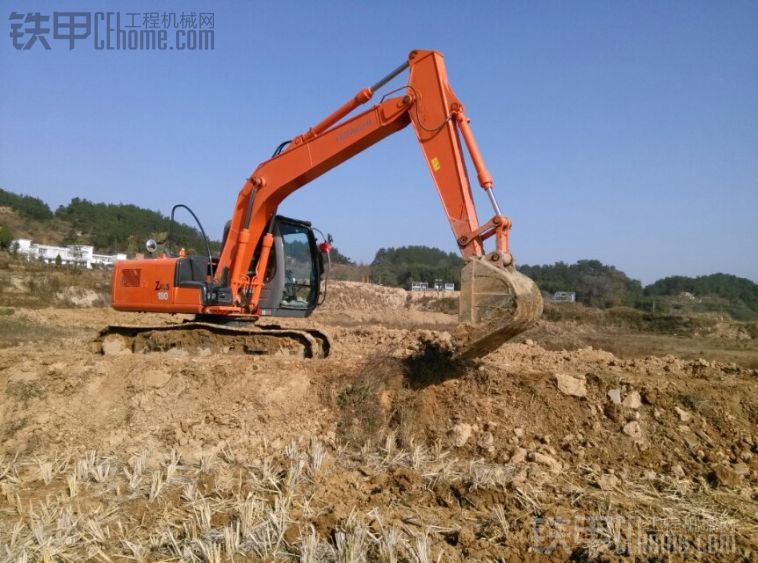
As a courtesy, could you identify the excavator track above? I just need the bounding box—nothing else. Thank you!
[93,322,330,359]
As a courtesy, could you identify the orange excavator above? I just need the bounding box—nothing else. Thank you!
[97,50,542,359]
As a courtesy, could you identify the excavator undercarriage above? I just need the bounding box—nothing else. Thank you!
[94,321,330,358]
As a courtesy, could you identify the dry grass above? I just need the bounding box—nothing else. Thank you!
[0,314,81,349]
[0,439,472,561]
[0,434,754,561]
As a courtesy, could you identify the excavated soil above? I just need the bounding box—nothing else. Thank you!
[0,281,756,561]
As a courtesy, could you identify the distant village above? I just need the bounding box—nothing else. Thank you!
[11,239,126,269]
[410,280,456,292]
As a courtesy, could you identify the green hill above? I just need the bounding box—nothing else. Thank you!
[644,273,758,320]
[55,198,218,255]
[0,188,217,255]
[0,188,54,221]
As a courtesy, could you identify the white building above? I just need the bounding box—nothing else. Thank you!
[551,291,576,303]
[12,239,126,269]
[410,281,429,292]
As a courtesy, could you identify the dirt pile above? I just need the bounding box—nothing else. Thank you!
[320,281,408,312]
[336,341,756,482]
[54,286,106,307]
[314,281,456,329]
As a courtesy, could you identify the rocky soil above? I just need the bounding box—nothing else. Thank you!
[0,282,756,561]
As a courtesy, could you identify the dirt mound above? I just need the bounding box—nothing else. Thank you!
[338,342,756,479]
[55,286,106,307]
[320,280,408,311]
[323,281,459,314]
[696,318,755,340]
[314,281,456,329]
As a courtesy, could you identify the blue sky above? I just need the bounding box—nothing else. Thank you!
[1,1,756,284]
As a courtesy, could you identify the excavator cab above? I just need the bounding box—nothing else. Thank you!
[214,215,324,317]
[257,216,323,317]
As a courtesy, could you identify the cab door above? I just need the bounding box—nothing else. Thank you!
[258,216,322,317]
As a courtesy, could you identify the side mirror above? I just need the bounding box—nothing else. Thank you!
[145,239,158,253]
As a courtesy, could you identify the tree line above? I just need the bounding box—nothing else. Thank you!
[518,261,758,319]
[642,273,758,319]
[0,188,54,221]
[56,198,217,255]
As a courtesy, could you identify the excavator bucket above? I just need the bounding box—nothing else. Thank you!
[454,253,543,359]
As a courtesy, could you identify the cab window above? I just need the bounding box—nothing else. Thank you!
[280,223,316,308]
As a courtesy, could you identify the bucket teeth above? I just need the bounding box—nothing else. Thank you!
[455,254,543,359]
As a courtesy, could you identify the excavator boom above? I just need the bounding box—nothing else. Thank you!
[108,50,542,358]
